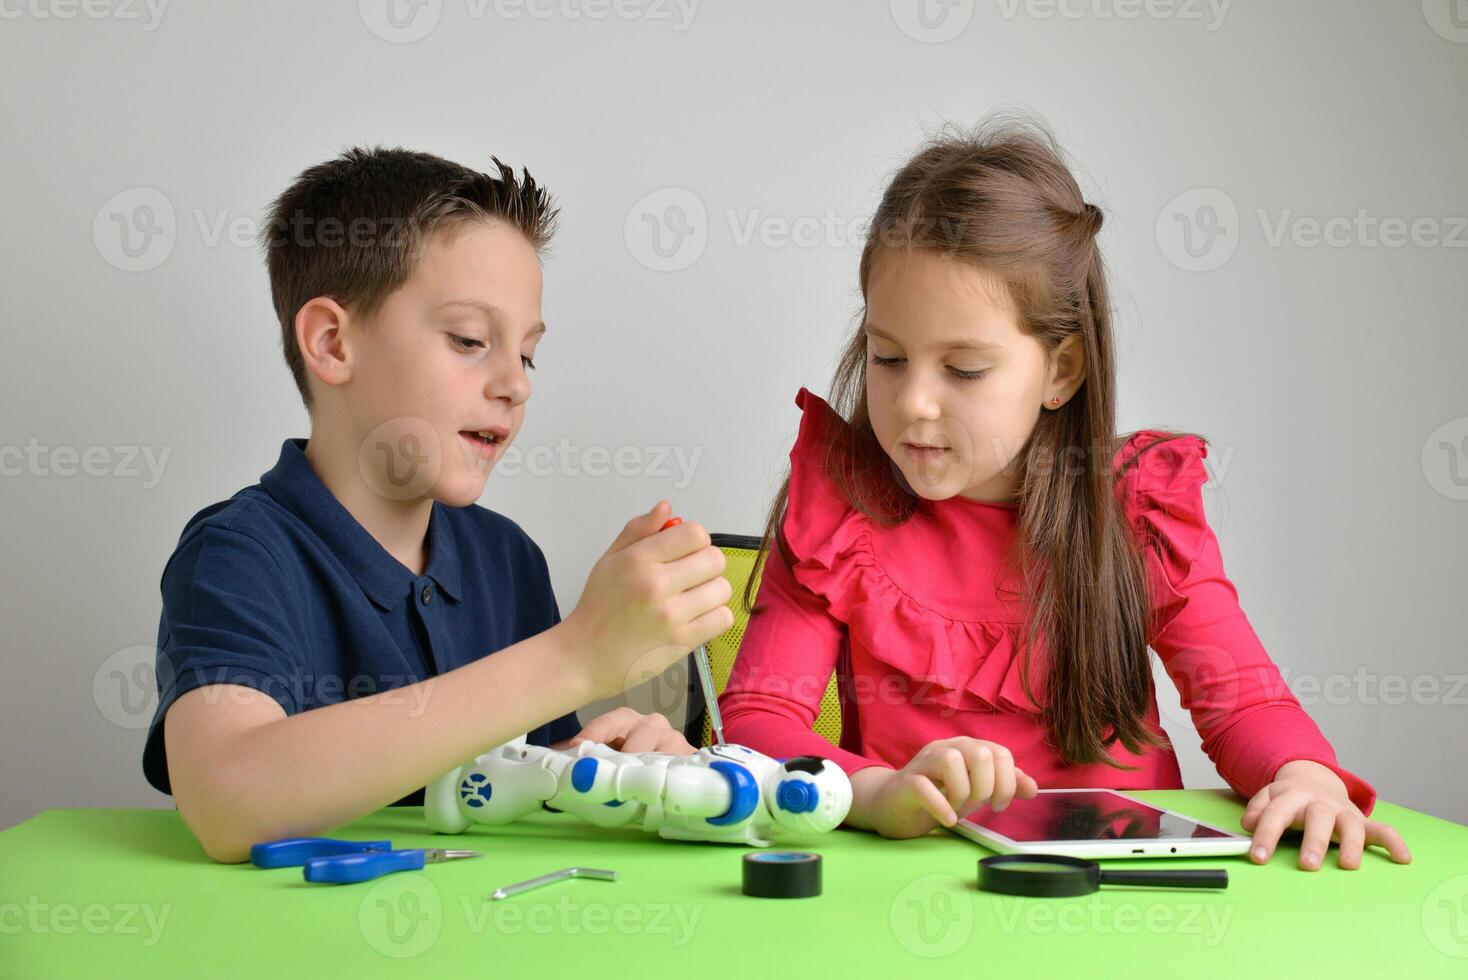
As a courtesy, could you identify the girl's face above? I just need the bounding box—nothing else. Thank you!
[863,247,1081,504]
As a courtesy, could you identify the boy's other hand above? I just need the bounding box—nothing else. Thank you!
[551,707,696,755]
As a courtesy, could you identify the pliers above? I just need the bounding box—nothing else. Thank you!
[250,836,482,884]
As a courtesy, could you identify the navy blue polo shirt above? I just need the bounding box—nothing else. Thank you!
[142,438,580,803]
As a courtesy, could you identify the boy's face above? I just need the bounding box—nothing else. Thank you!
[346,220,544,508]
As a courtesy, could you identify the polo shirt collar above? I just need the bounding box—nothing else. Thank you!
[260,439,463,610]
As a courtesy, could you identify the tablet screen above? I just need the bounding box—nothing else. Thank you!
[963,790,1235,842]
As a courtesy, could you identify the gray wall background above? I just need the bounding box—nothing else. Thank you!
[2,1,1464,831]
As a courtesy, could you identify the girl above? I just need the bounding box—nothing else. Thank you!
[719,119,1411,872]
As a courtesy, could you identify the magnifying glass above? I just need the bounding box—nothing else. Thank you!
[978,854,1228,897]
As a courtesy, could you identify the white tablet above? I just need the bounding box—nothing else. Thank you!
[951,788,1252,859]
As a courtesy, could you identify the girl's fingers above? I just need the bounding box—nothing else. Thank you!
[1365,821,1413,864]
[908,775,958,828]
[1336,816,1367,870]
[1298,801,1338,870]
[1239,786,1272,831]
[1015,770,1040,797]
[1248,795,1305,863]
[962,744,996,815]
[933,749,972,812]
[988,743,1018,811]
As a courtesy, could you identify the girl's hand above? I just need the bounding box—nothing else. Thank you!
[852,737,1040,839]
[1240,759,1411,870]
[552,707,696,755]
[562,501,734,700]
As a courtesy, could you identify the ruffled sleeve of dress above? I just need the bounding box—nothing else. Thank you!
[776,387,878,625]
[1114,430,1377,815]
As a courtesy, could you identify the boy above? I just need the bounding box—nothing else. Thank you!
[142,148,733,863]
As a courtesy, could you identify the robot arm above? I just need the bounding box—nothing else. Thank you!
[556,752,734,819]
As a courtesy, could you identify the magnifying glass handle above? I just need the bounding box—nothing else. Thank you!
[1097,869,1228,889]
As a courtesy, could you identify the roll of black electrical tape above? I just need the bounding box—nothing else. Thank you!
[742,851,822,898]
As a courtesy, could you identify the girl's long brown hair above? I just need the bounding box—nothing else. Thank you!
[749,117,1203,770]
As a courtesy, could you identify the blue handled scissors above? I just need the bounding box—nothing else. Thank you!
[251,837,482,884]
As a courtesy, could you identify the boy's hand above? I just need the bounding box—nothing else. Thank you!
[854,737,1039,839]
[562,500,734,700]
[551,707,696,755]
[1240,759,1411,870]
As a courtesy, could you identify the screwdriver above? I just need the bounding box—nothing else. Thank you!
[661,517,726,746]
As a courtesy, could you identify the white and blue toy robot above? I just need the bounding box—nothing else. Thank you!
[426,737,852,847]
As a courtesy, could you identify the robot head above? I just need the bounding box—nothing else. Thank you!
[764,756,852,834]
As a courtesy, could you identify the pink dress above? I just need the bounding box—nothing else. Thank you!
[720,388,1375,815]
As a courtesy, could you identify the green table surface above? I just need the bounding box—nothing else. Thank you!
[3,790,1466,978]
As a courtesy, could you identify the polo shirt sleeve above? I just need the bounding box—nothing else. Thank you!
[142,522,307,795]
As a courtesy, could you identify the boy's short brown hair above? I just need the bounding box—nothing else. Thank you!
[260,147,558,407]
